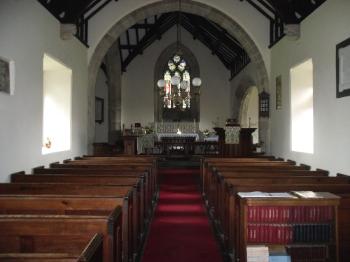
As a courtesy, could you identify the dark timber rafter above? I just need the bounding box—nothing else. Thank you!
[39,0,328,48]
[39,0,328,78]
[121,14,178,72]
[119,12,251,79]
[239,0,327,47]
[38,0,118,46]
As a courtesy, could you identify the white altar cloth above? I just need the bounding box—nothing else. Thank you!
[156,133,200,141]
[204,135,219,142]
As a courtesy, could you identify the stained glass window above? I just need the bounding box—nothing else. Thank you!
[163,54,191,109]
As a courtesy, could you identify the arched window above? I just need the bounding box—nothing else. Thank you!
[162,54,191,109]
[155,43,200,122]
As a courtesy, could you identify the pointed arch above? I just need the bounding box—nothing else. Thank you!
[88,0,270,152]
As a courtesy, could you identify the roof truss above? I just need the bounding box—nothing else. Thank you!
[240,0,327,47]
[118,12,250,79]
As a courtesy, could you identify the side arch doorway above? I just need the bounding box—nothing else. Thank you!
[239,86,259,144]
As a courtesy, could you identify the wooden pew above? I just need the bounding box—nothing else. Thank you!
[0,184,133,262]
[202,157,350,261]
[0,196,127,261]
[206,168,329,198]
[79,156,158,161]
[11,174,143,210]
[0,212,121,262]
[10,173,147,250]
[59,159,158,191]
[0,233,103,262]
[36,164,157,204]
[200,157,278,187]
[12,173,145,222]
[210,173,350,225]
[76,156,159,189]
[203,164,315,200]
[202,160,306,196]
[32,167,154,213]
[214,176,350,249]
[76,156,158,180]
[226,184,350,262]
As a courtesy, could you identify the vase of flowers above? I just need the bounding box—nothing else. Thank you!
[255,141,264,153]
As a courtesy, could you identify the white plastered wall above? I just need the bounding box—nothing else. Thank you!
[270,0,350,175]
[230,63,258,118]
[87,0,270,75]
[121,27,231,131]
[0,0,88,181]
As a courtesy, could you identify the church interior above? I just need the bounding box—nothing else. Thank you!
[0,0,349,261]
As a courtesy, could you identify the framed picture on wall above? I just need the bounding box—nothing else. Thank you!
[336,37,350,98]
[276,75,282,109]
[0,57,15,95]
[95,97,104,124]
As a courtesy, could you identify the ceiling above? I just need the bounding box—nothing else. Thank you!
[118,12,250,79]
[38,0,328,77]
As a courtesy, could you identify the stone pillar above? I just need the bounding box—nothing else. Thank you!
[258,117,270,153]
[105,41,122,143]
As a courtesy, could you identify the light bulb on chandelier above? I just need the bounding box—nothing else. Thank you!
[192,77,202,87]
[157,79,165,88]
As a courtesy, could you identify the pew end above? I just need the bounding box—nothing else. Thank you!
[287,159,296,165]
[49,162,60,167]
[316,168,330,176]
[10,171,25,176]
[337,173,349,177]
[300,163,311,170]
[32,166,45,174]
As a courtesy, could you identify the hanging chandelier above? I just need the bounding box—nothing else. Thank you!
[157,0,202,110]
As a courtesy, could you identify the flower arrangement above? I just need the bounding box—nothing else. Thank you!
[144,126,153,134]
[203,129,210,137]
[255,141,264,153]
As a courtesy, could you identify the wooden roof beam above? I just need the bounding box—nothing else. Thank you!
[265,0,298,23]
[183,13,246,55]
[122,14,177,70]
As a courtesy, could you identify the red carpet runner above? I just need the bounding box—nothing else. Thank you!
[142,168,223,262]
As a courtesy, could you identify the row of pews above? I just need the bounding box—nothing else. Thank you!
[201,156,350,262]
[0,155,158,262]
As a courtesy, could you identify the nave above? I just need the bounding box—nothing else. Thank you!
[0,155,349,262]
[142,168,222,262]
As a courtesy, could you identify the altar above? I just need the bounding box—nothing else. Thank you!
[156,133,200,141]
[122,121,256,156]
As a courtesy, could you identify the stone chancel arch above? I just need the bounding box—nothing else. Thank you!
[88,0,270,152]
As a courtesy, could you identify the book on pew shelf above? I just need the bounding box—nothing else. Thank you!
[238,192,296,198]
[292,191,340,199]
[246,245,269,262]
[269,246,291,262]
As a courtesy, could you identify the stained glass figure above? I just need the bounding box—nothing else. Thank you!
[162,54,191,109]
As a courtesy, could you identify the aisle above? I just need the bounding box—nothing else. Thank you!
[142,168,223,262]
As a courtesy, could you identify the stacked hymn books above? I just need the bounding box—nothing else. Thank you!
[239,191,339,262]
[246,245,269,262]
[246,205,334,244]
[269,246,291,262]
